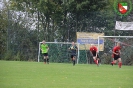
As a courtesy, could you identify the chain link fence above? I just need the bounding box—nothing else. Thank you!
[99,37,133,65]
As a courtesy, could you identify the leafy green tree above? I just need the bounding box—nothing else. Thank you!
[3,0,133,64]
[0,10,7,59]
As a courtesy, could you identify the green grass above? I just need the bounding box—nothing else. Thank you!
[0,61,133,88]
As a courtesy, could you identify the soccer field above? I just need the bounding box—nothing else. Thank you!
[0,61,133,88]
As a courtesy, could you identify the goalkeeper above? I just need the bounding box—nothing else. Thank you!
[41,40,49,64]
[68,42,78,66]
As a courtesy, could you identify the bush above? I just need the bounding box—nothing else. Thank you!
[13,52,20,61]
[4,50,13,60]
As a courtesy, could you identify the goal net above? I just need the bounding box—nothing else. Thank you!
[98,36,133,65]
[38,42,92,64]
[38,42,81,63]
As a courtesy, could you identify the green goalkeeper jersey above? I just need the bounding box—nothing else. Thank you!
[41,44,49,53]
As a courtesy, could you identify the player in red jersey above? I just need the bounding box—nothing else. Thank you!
[90,44,100,66]
[111,42,122,68]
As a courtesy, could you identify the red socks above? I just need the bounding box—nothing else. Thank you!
[111,61,115,64]
[118,62,122,68]
[111,61,122,68]
[94,60,98,65]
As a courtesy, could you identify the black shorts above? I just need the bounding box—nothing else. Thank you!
[92,52,99,58]
[42,53,48,56]
[114,54,120,60]
[71,53,76,58]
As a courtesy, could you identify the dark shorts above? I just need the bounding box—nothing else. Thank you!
[114,54,120,60]
[71,53,76,58]
[42,53,48,56]
[92,52,99,58]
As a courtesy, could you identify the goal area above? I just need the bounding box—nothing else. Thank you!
[38,42,80,63]
[98,36,133,65]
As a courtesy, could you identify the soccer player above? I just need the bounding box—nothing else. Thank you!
[41,40,49,64]
[89,44,100,66]
[68,42,78,66]
[111,42,122,68]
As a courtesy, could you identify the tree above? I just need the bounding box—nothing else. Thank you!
[3,0,133,64]
[0,10,8,59]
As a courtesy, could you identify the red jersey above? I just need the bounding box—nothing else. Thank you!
[112,46,121,57]
[113,46,121,53]
[90,46,97,52]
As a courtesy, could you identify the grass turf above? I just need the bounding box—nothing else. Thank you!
[0,60,133,88]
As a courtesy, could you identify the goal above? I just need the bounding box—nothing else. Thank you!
[97,36,133,65]
[38,42,80,63]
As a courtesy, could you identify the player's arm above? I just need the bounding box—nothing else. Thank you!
[118,50,121,54]
[94,47,98,57]
[47,47,49,51]
[113,51,117,55]
[75,45,78,50]
[96,51,98,57]
[113,50,118,55]
[76,46,78,54]
[40,45,43,51]
[46,45,49,51]
[90,51,93,57]
[89,48,93,56]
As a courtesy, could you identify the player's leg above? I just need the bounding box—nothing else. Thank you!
[70,55,74,65]
[111,60,117,66]
[44,53,48,64]
[111,55,118,66]
[71,55,73,61]
[45,53,49,64]
[118,58,122,68]
[93,56,98,65]
[97,55,100,65]
[44,56,46,64]
[46,56,49,64]
[93,54,98,65]
[92,52,98,65]
[73,55,76,66]
[43,53,48,64]
[97,58,100,66]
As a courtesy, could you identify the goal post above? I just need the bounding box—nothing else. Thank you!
[38,42,80,64]
[97,36,133,65]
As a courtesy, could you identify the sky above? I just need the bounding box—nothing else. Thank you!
[0,0,8,10]
[0,1,4,10]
